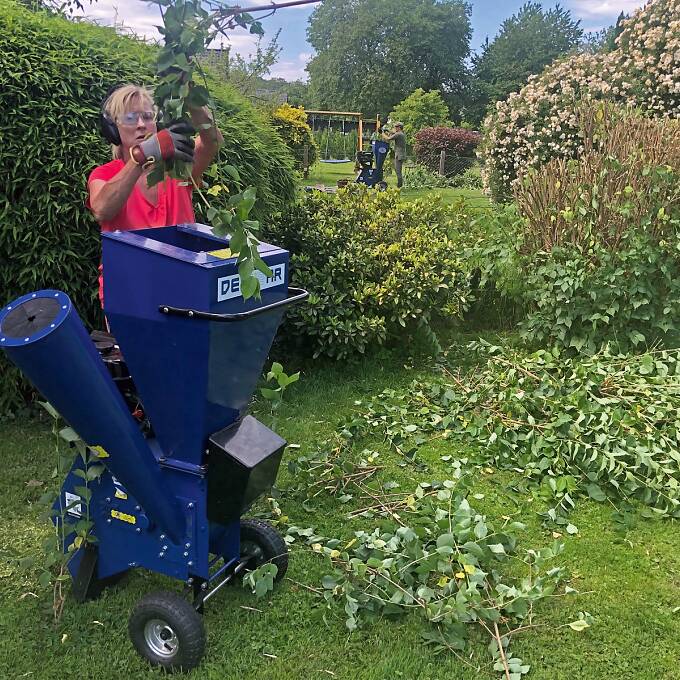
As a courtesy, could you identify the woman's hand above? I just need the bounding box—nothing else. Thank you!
[132,121,195,165]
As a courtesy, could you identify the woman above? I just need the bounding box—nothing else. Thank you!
[87,84,223,303]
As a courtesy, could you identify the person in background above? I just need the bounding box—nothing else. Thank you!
[86,84,223,304]
[382,121,406,188]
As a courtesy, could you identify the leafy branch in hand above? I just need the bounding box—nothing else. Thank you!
[149,0,272,298]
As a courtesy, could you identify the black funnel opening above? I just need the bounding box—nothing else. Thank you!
[1,298,61,338]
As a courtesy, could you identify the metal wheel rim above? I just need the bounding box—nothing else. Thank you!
[144,618,179,659]
[240,540,265,566]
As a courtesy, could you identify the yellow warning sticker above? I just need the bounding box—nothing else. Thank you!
[111,510,136,525]
[114,489,128,500]
[208,248,233,259]
[92,446,109,458]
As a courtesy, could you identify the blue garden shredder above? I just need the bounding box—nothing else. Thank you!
[0,223,308,672]
[355,139,389,190]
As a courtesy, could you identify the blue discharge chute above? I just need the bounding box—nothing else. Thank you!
[0,223,309,671]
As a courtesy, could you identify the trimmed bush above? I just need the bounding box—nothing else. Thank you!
[513,104,680,254]
[265,186,471,359]
[480,0,680,200]
[0,1,296,413]
[414,127,481,175]
[270,103,318,170]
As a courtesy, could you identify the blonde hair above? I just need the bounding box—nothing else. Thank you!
[104,84,155,159]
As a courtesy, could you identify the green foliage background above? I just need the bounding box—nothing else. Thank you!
[0,1,296,413]
[468,1,583,124]
[306,0,471,117]
[388,88,451,139]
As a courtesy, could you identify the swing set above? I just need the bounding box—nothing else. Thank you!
[307,110,365,163]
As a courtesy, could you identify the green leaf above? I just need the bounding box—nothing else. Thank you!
[322,575,338,589]
[186,85,210,108]
[240,273,259,300]
[222,164,241,184]
[58,427,81,443]
[260,387,281,401]
[86,465,105,481]
[586,484,606,502]
[639,354,654,375]
[39,402,60,420]
[436,533,455,548]
[568,619,590,632]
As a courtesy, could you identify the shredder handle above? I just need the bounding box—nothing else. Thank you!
[158,287,309,322]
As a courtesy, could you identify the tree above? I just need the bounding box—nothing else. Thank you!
[306,0,471,118]
[201,31,284,104]
[388,88,450,139]
[228,30,282,99]
[468,2,582,124]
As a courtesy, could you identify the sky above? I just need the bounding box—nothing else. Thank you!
[77,0,645,82]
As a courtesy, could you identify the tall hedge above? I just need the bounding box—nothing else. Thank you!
[0,1,296,413]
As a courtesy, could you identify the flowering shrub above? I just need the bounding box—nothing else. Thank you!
[480,0,680,200]
[271,103,317,169]
[414,127,481,175]
[470,104,680,352]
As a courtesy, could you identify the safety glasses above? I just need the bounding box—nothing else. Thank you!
[118,110,157,127]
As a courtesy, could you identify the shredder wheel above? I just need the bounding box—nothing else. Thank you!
[128,590,205,672]
[240,519,289,581]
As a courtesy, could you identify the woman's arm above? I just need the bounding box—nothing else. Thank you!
[88,159,144,223]
[190,106,224,183]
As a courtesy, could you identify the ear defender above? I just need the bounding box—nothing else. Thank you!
[100,85,122,147]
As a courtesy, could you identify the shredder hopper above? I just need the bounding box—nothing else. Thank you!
[102,223,292,465]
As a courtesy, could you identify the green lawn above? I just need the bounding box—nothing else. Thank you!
[1,334,680,679]
[301,160,490,208]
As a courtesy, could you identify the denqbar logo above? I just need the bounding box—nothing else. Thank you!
[217,263,286,302]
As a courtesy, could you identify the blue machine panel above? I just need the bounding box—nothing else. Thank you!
[102,224,289,465]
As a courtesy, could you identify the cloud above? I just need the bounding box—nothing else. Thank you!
[270,52,311,81]
[80,0,163,41]
[566,0,644,20]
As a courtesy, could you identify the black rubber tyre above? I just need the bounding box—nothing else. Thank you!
[128,590,205,672]
[240,519,288,581]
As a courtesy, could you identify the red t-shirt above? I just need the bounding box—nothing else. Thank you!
[86,160,196,303]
